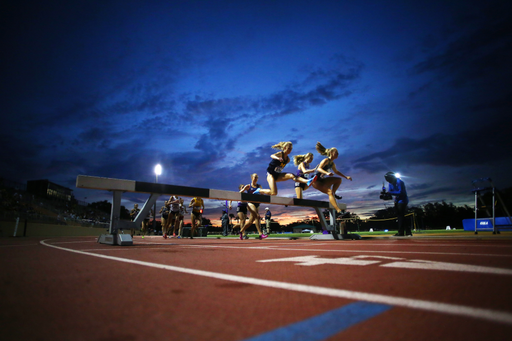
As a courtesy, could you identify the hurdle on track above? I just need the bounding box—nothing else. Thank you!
[76,175,358,245]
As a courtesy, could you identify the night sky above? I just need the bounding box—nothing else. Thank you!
[2,0,512,225]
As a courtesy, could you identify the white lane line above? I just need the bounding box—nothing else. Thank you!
[40,239,512,325]
[47,240,97,245]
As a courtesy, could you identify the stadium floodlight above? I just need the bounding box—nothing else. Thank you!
[154,164,162,182]
[395,173,401,179]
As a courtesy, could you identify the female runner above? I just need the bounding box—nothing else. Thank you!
[293,152,316,199]
[159,200,170,239]
[240,174,268,239]
[311,141,352,213]
[188,197,204,239]
[176,198,187,239]
[229,184,249,239]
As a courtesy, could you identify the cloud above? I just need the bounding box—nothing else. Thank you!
[353,120,512,173]
[409,3,512,88]
[182,54,363,126]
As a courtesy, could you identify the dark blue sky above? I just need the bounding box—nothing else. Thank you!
[2,0,512,225]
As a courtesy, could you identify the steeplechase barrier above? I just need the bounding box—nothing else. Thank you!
[76,175,358,245]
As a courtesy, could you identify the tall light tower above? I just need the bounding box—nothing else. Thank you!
[154,164,162,231]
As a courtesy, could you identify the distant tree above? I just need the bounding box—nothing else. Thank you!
[88,200,111,213]
[421,201,473,228]
[368,201,474,229]
[371,207,396,219]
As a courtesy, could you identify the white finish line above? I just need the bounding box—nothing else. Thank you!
[40,239,512,325]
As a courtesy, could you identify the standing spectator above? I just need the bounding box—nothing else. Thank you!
[130,204,140,237]
[265,207,272,235]
[221,210,229,237]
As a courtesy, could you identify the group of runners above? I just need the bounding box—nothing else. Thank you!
[159,196,205,239]
[229,141,352,240]
[130,196,204,239]
[132,141,352,240]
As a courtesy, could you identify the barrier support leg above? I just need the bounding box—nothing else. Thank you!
[310,208,361,240]
[98,190,134,246]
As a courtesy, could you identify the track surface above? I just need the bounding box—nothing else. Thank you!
[2,235,512,340]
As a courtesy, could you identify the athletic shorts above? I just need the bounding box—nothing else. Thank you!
[266,166,282,179]
[295,182,306,189]
[237,205,247,214]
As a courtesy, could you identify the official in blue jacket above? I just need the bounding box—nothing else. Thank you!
[385,172,411,236]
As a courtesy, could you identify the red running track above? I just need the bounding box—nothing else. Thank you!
[1,235,512,340]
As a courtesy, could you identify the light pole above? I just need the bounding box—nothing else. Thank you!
[154,164,162,233]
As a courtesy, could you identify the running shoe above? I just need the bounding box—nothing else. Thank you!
[177,236,181,239]
[335,194,342,199]
[259,234,268,239]
[307,175,318,185]
[163,234,167,239]
[239,232,243,240]
[253,188,261,195]
[173,233,176,238]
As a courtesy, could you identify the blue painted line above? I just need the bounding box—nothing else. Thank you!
[243,302,392,341]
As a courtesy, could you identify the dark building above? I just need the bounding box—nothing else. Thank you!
[27,179,73,201]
